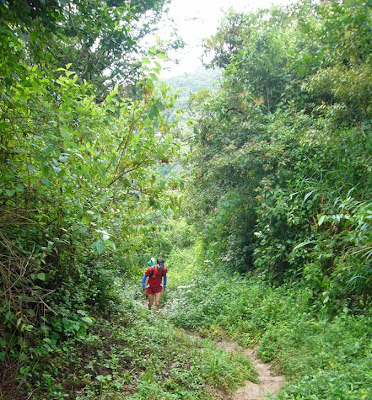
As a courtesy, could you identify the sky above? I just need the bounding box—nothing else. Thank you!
[160,0,293,77]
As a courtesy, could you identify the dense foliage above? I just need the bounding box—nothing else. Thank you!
[1,0,179,94]
[0,0,183,397]
[1,0,371,398]
[189,0,372,311]
[165,244,372,400]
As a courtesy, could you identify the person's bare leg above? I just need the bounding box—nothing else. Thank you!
[155,291,162,311]
[148,294,154,310]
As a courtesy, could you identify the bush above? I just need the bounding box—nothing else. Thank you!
[166,256,372,399]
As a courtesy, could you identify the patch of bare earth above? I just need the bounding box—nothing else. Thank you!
[216,341,284,400]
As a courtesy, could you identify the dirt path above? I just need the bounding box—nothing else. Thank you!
[141,295,284,399]
[216,341,284,400]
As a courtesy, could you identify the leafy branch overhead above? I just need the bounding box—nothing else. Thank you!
[1,0,179,92]
[0,0,182,395]
[0,0,371,398]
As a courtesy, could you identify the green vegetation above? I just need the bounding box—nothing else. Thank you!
[165,66,221,110]
[167,0,372,397]
[0,0,183,397]
[1,0,371,399]
[189,0,372,308]
[165,246,372,399]
[27,294,254,399]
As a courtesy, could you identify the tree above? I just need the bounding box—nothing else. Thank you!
[0,0,177,93]
[0,0,182,395]
[187,0,372,306]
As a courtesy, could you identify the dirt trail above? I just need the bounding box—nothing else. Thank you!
[140,294,284,399]
[216,341,284,400]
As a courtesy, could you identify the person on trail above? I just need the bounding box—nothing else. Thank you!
[142,258,167,311]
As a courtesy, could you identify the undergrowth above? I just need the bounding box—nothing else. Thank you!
[165,245,372,400]
[26,283,254,400]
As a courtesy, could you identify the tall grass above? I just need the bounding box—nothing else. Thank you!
[165,245,372,400]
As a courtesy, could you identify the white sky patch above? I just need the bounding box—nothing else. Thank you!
[159,0,293,77]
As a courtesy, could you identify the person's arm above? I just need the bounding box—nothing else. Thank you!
[142,274,147,290]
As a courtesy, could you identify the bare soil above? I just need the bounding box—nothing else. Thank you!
[216,341,284,400]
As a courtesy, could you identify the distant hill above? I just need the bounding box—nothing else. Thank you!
[165,66,221,109]
[166,65,221,92]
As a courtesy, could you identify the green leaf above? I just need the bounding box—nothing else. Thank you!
[60,126,70,140]
[36,273,46,281]
[5,190,16,197]
[293,240,317,251]
[44,145,54,156]
[96,374,112,382]
[303,190,315,204]
[323,292,330,304]
[146,78,155,90]
[59,154,70,163]
[105,239,116,250]
[156,52,168,60]
[92,240,105,255]
[52,165,62,175]
[41,178,52,187]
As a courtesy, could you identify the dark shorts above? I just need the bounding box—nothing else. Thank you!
[147,286,163,295]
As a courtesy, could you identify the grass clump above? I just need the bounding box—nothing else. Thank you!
[165,252,372,400]
[30,290,254,400]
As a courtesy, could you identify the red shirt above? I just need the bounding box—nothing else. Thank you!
[145,265,167,288]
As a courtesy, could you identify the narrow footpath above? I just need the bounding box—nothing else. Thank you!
[216,341,284,400]
[142,293,285,399]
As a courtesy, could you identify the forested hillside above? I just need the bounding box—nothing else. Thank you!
[0,0,182,397]
[190,0,371,310]
[165,66,221,109]
[1,0,371,399]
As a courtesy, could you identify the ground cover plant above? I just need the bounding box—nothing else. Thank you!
[1,0,372,398]
[165,247,372,400]
[27,284,255,400]
[0,1,182,397]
